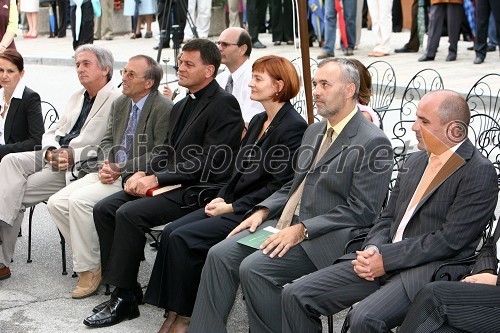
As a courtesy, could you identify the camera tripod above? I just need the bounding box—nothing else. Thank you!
[156,0,199,68]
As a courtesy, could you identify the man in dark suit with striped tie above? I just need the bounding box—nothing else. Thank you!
[399,218,500,332]
[281,89,499,333]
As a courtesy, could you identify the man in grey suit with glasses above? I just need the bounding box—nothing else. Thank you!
[189,58,394,333]
[281,89,499,333]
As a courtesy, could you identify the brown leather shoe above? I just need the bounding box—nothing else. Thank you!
[72,266,102,299]
[0,266,11,280]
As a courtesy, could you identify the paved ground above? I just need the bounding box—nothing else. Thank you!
[0,24,499,333]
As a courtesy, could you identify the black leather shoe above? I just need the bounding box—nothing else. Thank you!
[92,284,143,313]
[473,56,484,64]
[84,294,140,327]
[252,40,266,49]
[487,45,496,52]
[343,48,354,56]
[445,54,456,61]
[395,46,418,53]
[467,45,474,51]
[418,55,435,62]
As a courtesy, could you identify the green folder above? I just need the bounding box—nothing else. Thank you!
[237,226,279,249]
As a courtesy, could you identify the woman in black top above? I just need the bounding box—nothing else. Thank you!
[144,55,308,333]
[0,49,44,160]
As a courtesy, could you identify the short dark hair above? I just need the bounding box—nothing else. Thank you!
[237,29,252,57]
[252,55,300,103]
[129,55,163,91]
[0,49,24,72]
[182,39,221,78]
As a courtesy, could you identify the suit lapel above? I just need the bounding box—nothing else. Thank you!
[3,99,20,142]
[173,82,218,148]
[411,141,471,215]
[82,81,112,128]
[311,111,363,171]
[287,122,326,195]
[390,153,428,237]
[135,92,156,135]
[169,98,187,145]
[114,97,132,144]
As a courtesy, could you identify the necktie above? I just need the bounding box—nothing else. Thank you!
[225,75,234,94]
[393,155,443,242]
[276,128,334,230]
[116,105,139,164]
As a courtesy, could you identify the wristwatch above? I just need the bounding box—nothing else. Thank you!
[301,223,309,240]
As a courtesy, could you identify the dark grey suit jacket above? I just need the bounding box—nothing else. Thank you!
[259,111,393,270]
[362,139,499,300]
[95,91,173,180]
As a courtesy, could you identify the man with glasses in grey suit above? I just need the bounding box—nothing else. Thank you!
[281,89,499,333]
[189,58,394,333]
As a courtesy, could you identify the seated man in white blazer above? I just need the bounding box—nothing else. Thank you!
[47,55,173,299]
[0,44,120,281]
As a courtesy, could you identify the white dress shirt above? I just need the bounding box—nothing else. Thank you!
[216,59,264,122]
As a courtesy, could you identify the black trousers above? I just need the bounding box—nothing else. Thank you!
[270,0,294,42]
[93,188,194,289]
[57,0,67,37]
[70,1,94,50]
[157,0,188,46]
[399,281,500,333]
[247,0,268,41]
[424,3,463,58]
[475,0,500,59]
[143,208,240,315]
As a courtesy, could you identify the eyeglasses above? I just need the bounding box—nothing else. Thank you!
[215,41,240,48]
[120,69,145,80]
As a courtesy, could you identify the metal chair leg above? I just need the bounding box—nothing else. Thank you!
[27,206,35,263]
[58,230,68,275]
[340,306,353,333]
[328,315,334,333]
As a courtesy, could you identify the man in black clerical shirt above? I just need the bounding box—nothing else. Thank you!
[83,39,244,328]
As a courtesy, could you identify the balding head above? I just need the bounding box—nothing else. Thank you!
[217,27,251,72]
[423,90,470,126]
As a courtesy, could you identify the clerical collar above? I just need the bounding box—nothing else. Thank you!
[188,80,215,100]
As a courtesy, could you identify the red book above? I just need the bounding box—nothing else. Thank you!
[146,184,182,196]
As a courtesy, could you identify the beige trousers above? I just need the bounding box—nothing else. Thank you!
[0,150,67,266]
[47,173,122,272]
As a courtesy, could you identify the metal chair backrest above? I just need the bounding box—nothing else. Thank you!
[366,60,396,119]
[41,100,60,129]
